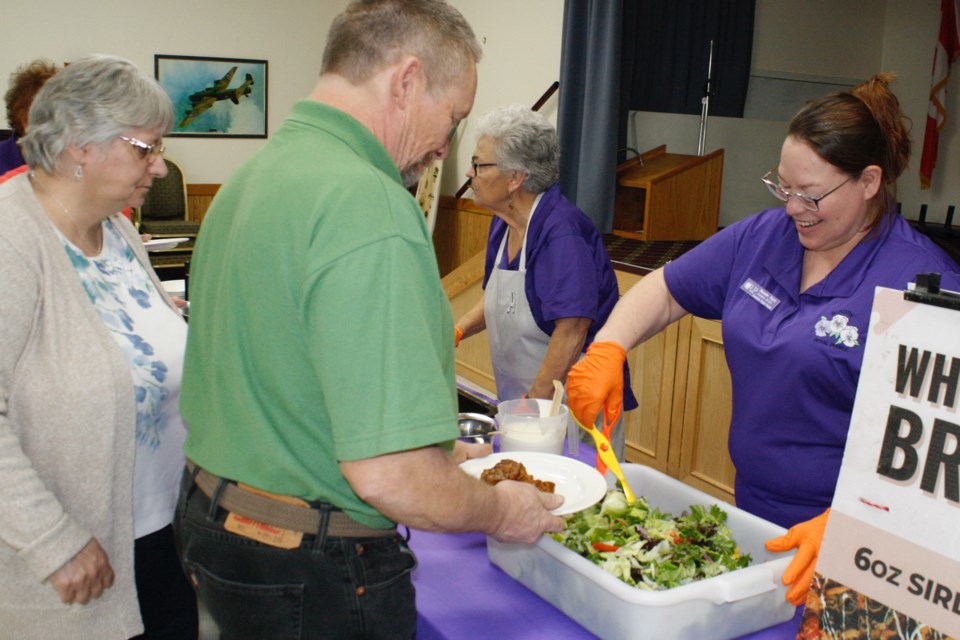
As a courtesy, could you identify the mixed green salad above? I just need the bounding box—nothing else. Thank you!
[549,490,752,591]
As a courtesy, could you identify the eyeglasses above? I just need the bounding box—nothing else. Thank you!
[762,169,850,212]
[118,135,165,160]
[471,161,498,175]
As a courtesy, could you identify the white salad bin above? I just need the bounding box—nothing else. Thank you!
[486,464,798,640]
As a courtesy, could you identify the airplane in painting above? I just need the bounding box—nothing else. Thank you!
[177,66,255,128]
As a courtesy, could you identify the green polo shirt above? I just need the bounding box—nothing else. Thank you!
[181,100,458,529]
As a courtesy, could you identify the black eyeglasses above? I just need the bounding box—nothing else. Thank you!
[762,169,850,212]
[119,135,165,160]
[471,161,498,175]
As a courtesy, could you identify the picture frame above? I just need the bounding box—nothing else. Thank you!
[155,55,268,138]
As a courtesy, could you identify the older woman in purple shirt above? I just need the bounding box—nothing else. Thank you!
[455,105,635,455]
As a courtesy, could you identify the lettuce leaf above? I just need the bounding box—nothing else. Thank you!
[549,490,752,590]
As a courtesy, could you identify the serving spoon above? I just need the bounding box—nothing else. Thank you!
[571,411,637,504]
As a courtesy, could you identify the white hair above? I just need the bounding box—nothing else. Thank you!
[474,105,559,194]
[22,54,173,174]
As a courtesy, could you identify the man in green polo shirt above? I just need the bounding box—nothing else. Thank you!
[174,1,564,638]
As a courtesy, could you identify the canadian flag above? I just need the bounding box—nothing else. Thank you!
[920,0,960,190]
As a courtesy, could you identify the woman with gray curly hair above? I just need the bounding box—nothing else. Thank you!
[0,55,197,638]
[455,105,635,455]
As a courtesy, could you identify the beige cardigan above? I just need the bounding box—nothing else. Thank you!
[0,173,180,638]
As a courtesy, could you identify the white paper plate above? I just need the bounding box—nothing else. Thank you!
[461,451,606,516]
[144,237,189,252]
[161,279,185,297]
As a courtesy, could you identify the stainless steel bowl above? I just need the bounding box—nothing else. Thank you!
[458,412,497,443]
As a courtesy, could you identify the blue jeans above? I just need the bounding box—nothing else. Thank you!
[173,471,417,640]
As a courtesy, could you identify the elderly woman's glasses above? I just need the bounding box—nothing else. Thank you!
[472,161,498,175]
[761,169,850,212]
[118,135,165,160]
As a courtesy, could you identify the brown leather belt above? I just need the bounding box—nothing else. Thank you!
[187,461,395,538]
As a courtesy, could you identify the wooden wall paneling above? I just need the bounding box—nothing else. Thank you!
[667,316,692,476]
[617,271,679,474]
[433,196,494,277]
[622,320,681,474]
[675,316,736,505]
[441,250,496,393]
[186,184,220,225]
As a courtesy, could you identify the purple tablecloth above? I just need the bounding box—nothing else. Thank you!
[411,442,803,639]
[410,530,802,639]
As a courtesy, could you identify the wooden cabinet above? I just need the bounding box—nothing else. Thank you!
[186,183,220,224]
[443,252,497,392]
[618,269,735,505]
[672,316,736,503]
[614,145,723,242]
[616,271,678,474]
[445,262,737,506]
[433,197,494,278]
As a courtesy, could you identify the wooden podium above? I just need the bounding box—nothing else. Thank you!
[613,145,723,241]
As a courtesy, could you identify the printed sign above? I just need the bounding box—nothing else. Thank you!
[801,287,960,639]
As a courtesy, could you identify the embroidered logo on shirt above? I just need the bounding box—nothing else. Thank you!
[740,278,780,310]
[814,314,860,348]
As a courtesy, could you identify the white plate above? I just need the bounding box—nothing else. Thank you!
[161,279,185,297]
[143,237,189,252]
[460,451,606,516]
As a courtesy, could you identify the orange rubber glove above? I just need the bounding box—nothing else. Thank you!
[765,508,830,606]
[454,326,463,348]
[566,341,626,429]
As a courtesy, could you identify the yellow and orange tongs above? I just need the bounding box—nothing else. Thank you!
[571,404,636,504]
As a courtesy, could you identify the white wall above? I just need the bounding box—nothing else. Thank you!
[0,0,344,183]
[4,0,959,227]
[442,1,564,197]
[752,0,885,79]
[0,0,559,191]
[882,0,959,224]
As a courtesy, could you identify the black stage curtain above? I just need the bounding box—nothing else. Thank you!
[558,0,754,232]
[620,0,756,118]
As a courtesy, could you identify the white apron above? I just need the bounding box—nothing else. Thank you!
[485,211,551,401]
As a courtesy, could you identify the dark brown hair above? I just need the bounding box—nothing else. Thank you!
[787,72,909,229]
[5,59,59,138]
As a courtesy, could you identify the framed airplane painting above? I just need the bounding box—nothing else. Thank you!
[155,55,268,138]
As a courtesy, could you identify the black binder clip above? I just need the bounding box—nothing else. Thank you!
[904,273,960,311]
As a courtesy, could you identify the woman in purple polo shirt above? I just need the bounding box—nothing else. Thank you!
[565,73,958,605]
[454,105,635,456]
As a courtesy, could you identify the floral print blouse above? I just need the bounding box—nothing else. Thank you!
[60,219,188,538]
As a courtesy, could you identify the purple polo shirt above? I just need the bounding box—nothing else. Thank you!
[482,183,637,409]
[664,208,958,528]
[0,136,24,175]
